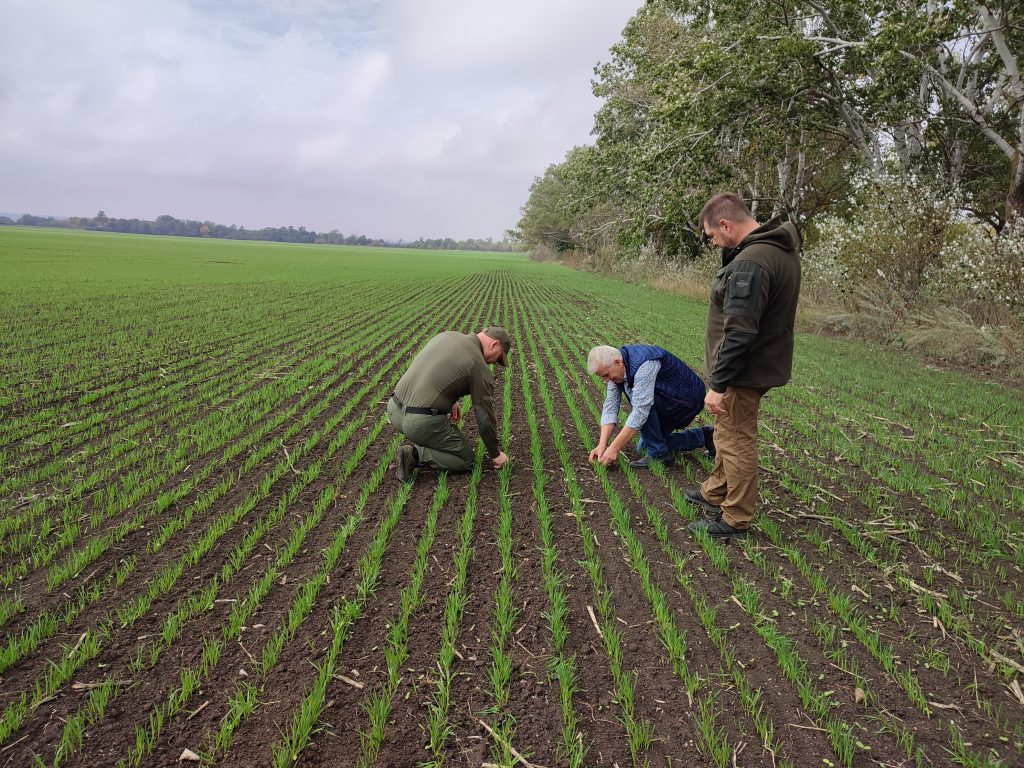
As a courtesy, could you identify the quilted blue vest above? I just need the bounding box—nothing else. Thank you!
[619,345,705,428]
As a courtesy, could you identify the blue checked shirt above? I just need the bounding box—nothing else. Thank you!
[600,360,660,430]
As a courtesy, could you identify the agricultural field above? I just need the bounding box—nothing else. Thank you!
[1,226,1023,768]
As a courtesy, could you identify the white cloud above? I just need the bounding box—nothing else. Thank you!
[0,0,641,238]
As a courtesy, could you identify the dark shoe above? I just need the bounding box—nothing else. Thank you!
[683,488,721,518]
[702,425,716,458]
[629,453,675,469]
[396,444,417,482]
[688,517,748,539]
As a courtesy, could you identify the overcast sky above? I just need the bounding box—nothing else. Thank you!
[0,0,641,240]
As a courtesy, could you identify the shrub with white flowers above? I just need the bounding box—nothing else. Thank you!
[803,169,1023,320]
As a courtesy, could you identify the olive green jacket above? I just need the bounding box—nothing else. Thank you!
[704,219,802,392]
[394,332,500,457]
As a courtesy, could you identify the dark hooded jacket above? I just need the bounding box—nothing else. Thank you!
[704,218,801,392]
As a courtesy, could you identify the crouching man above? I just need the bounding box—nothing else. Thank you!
[587,344,713,469]
[387,327,511,482]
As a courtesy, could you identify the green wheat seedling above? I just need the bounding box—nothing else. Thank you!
[355,473,446,766]
[112,434,400,768]
[6,278,439,594]
[510,290,586,767]
[481,362,521,765]
[206,438,399,762]
[522,326,655,767]
[30,382,411,763]
[0,300,456,745]
[271,480,413,768]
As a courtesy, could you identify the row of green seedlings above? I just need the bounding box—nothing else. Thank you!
[2,401,387,757]
[0,319,343,575]
[791,348,1024,519]
[269,261,502,767]
[0,281,362,494]
[757,415,1024,686]
[769,408,1024,632]
[520,326,656,766]
[775,376,1024,571]
[631,464,793,767]
[481,352,520,765]
[267,469,417,766]
[416,271,506,765]
[525,279,859,766]
[0,279,444,582]
[509,289,586,766]
[0,319,411,679]
[745,511,931,766]
[202,437,397,762]
[420,443,486,765]
[0,278,273,409]
[0,285,236,442]
[771,389,1022,588]
[0,280,365,451]
[47,416,390,765]
[355,473,449,766]
[525,307,748,766]
[0,305,464,750]
[538,289,1014,768]
[0,277,435,571]
[103,430,399,768]
[0,277,462,648]
[22,281,440,591]
[756,484,1023,762]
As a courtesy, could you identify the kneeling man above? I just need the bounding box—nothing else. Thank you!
[387,327,511,482]
[587,344,713,469]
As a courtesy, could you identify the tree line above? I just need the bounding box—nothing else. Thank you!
[0,212,520,252]
[512,0,1022,261]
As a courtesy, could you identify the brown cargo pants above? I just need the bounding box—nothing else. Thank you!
[700,386,765,530]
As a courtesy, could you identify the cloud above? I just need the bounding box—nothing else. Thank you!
[0,0,641,238]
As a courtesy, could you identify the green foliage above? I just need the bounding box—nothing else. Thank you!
[517,0,1023,264]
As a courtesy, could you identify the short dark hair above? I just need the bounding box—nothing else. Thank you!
[700,193,752,230]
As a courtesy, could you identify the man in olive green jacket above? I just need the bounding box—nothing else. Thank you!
[686,193,801,539]
[387,327,511,482]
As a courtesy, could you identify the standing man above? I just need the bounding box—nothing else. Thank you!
[686,193,801,539]
[587,344,713,469]
[387,327,511,482]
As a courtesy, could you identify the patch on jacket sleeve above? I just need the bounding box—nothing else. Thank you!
[732,272,753,297]
[723,268,761,317]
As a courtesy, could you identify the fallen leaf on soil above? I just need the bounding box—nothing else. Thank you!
[179,748,200,762]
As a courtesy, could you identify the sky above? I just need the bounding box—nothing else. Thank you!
[0,0,642,240]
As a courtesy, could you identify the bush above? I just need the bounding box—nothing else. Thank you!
[801,170,1024,369]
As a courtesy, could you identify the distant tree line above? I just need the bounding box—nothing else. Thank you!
[0,211,520,252]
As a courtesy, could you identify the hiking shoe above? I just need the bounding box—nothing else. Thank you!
[702,425,716,458]
[629,453,675,469]
[396,444,417,482]
[683,488,722,517]
[688,517,748,539]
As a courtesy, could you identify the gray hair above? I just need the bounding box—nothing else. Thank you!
[587,345,620,374]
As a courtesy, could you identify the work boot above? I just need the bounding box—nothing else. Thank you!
[683,488,721,519]
[629,453,675,469]
[396,444,418,482]
[702,425,716,458]
[688,517,748,540]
